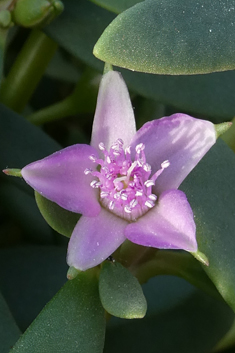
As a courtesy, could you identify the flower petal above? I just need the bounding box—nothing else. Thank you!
[125,189,197,252]
[91,71,136,153]
[67,208,128,271]
[21,144,101,217]
[130,114,216,194]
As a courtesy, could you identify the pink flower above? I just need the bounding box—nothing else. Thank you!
[20,71,216,270]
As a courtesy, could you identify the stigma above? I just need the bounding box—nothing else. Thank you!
[85,139,169,221]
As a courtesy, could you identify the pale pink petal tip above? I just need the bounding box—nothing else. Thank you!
[125,189,197,253]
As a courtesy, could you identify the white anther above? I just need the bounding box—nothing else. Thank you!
[135,190,143,197]
[84,168,92,175]
[89,154,97,162]
[106,156,111,164]
[113,150,121,156]
[130,199,138,208]
[113,193,120,199]
[124,205,132,213]
[145,200,155,208]
[148,194,157,201]
[144,180,155,187]
[117,138,124,146]
[143,163,151,172]
[136,143,145,153]
[96,182,102,187]
[121,193,128,201]
[100,191,109,198]
[125,146,131,155]
[90,180,98,188]
[109,201,115,210]
[98,142,105,151]
[161,160,170,169]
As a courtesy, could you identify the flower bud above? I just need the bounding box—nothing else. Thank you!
[12,0,64,28]
[0,9,11,28]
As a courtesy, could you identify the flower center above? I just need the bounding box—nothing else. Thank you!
[85,139,169,221]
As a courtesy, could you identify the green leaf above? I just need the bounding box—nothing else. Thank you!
[105,276,234,353]
[0,182,53,243]
[181,139,235,312]
[0,246,68,331]
[35,191,80,238]
[45,0,115,71]
[88,0,143,14]
[121,69,235,122]
[99,261,147,318]
[45,0,235,119]
[10,270,105,353]
[0,291,21,353]
[0,104,61,240]
[0,104,60,171]
[94,0,235,74]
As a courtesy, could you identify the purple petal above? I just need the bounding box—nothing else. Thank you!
[91,71,136,153]
[67,208,127,270]
[125,189,197,252]
[21,144,101,217]
[130,114,216,194]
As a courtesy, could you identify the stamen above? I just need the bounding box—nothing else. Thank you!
[109,201,115,210]
[145,200,155,208]
[148,194,157,201]
[143,163,151,172]
[117,138,124,146]
[124,205,132,213]
[86,140,170,221]
[130,199,138,208]
[106,156,111,164]
[90,180,98,188]
[121,193,128,201]
[136,143,145,153]
[98,142,106,151]
[161,160,170,169]
[100,191,109,198]
[84,168,92,175]
[144,180,155,187]
[89,155,97,162]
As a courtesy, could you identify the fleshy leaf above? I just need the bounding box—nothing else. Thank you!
[35,192,80,238]
[88,0,142,13]
[99,261,147,318]
[104,276,234,353]
[0,291,21,353]
[45,0,235,120]
[94,0,235,74]
[10,271,105,353]
[181,139,235,312]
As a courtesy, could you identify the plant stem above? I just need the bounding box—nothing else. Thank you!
[0,29,57,113]
[26,67,99,125]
